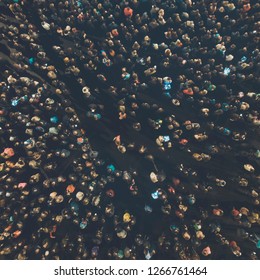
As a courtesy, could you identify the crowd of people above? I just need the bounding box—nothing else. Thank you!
[0,0,260,259]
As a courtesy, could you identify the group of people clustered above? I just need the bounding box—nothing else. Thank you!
[0,0,260,260]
